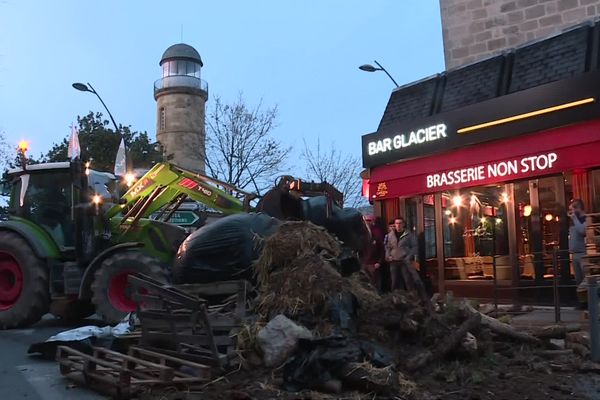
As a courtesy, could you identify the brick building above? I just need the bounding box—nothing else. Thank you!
[440,0,600,69]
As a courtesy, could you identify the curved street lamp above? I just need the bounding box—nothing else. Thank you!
[72,82,120,132]
[359,60,399,88]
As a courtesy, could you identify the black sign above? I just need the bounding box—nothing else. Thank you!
[362,71,600,168]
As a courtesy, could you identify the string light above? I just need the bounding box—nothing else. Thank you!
[523,205,532,217]
[449,216,457,224]
[18,140,29,152]
[481,216,487,223]
[452,195,462,208]
[501,192,509,203]
[444,209,452,216]
[545,213,554,222]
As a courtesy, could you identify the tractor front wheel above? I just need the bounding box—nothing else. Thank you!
[0,231,49,329]
[91,251,167,324]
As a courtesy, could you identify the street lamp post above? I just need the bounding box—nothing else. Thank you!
[72,82,120,132]
[359,60,400,88]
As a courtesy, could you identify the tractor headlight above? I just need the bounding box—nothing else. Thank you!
[124,173,136,187]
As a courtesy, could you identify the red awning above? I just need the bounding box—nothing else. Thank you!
[369,119,600,199]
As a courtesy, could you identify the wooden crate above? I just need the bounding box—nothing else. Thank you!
[128,274,250,370]
[57,345,211,400]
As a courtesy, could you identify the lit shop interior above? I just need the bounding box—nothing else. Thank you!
[390,170,600,297]
[380,171,600,302]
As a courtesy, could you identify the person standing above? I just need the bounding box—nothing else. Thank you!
[385,217,418,291]
[362,215,385,291]
[569,199,588,286]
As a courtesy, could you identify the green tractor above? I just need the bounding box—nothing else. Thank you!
[0,157,255,328]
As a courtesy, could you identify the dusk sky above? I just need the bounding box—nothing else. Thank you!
[0,1,443,165]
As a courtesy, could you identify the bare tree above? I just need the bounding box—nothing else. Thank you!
[301,139,367,208]
[0,131,12,171]
[204,94,290,195]
[0,131,13,209]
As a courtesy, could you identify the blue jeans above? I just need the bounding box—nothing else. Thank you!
[573,252,585,285]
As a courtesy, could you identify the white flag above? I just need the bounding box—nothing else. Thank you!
[114,138,127,176]
[67,124,81,160]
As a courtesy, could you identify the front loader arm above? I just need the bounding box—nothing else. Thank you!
[106,163,255,220]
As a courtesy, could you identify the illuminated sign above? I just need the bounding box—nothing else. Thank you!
[362,70,600,168]
[457,98,595,134]
[367,123,447,156]
[426,152,557,189]
[375,182,388,197]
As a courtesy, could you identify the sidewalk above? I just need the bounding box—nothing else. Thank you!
[510,306,587,328]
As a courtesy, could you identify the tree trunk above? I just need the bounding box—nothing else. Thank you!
[460,302,541,345]
[405,313,481,371]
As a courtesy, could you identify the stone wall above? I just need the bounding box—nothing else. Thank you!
[156,92,206,174]
[440,0,600,69]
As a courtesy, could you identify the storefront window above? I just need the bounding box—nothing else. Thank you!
[515,176,569,282]
[381,198,399,230]
[405,198,418,233]
[424,195,436,259]
[442,185,509,280]
[591,169,600,213]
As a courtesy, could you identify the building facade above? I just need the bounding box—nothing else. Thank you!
[154,43,208,174]
[363,20,600,304]
[441,0,600,69]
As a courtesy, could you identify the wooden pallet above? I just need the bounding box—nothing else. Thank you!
[57,345,211,399]
[128,274,250,370]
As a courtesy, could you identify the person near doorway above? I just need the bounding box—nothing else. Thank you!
[362,215,385,291]
[385,217,418,291]
[569,199,587,286]
[383,220,394,247]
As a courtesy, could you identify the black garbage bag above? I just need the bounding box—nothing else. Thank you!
[283,336,395,393]
[172,213,281,284]
[302,196,370,254]
[283,336,361,391]
[328,292,359,333]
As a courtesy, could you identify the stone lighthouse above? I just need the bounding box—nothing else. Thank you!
[154,43,208,173]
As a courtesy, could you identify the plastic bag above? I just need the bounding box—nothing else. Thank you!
[302,197,370,253]
[172,213,281,284]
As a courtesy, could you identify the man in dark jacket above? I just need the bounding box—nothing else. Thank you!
[362,215,385,291]
[385,217,418,291]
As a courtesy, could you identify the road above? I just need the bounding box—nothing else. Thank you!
[0,314,105,400]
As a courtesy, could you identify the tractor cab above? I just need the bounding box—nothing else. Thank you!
[3,162,119,252]
[5,162,77,250]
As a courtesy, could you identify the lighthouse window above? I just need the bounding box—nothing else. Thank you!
[160,108,166,131]
[161,60,200,78]
[178,61,187,76]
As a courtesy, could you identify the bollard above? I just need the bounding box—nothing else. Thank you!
[552,248,560,323]
[588,276,600,362]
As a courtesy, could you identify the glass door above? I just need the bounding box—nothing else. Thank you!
[515,175,568,283]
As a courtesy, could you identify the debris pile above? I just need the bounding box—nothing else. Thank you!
[229,221,600,399]
[37,221,600,399]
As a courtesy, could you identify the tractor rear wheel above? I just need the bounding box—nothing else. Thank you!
[0,231,49,329]
[91,251,167,324]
